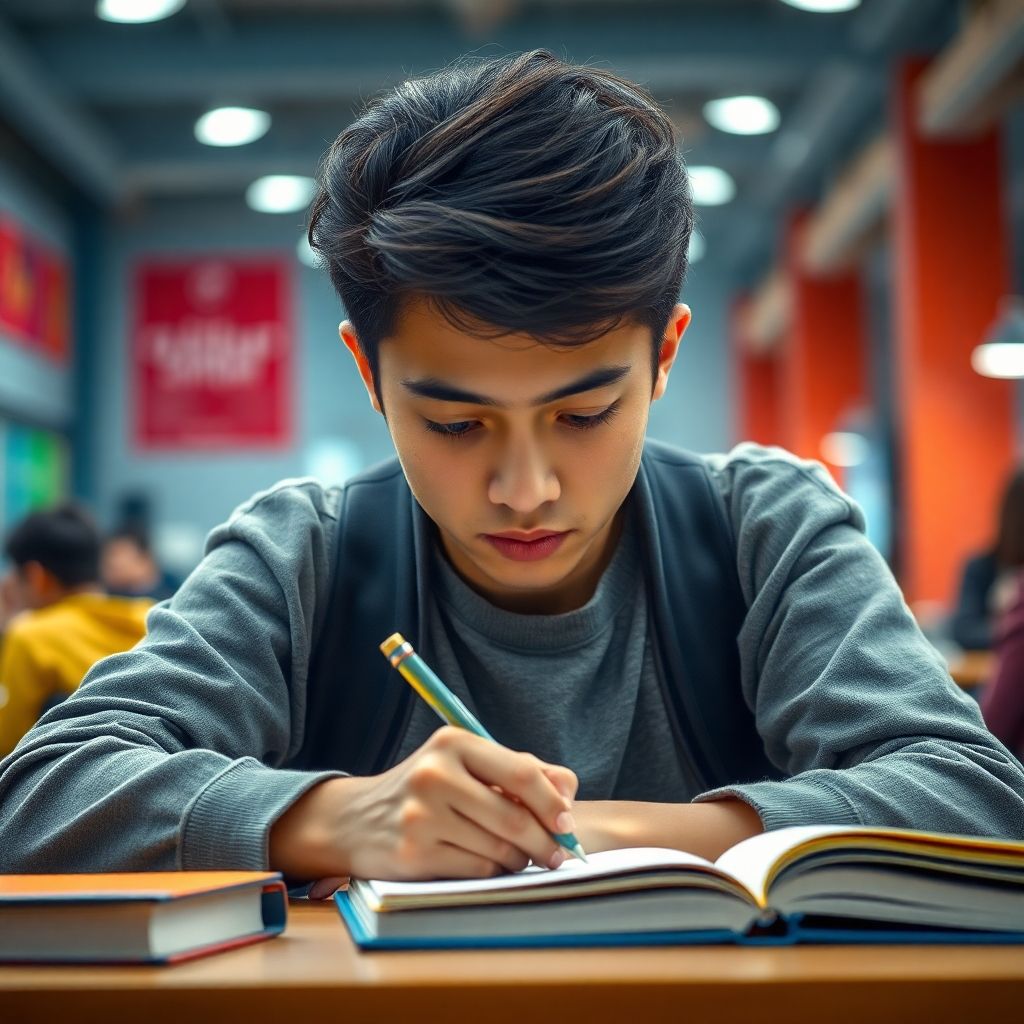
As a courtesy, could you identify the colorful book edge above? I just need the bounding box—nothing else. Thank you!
[334,891,1024,951]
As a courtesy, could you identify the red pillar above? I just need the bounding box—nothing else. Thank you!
[892,60,1016,606]
[732,296,783,447]
[779,214,868,483]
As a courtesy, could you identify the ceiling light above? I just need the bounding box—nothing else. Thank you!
[195,107,271,148]
[972,297,1024,379]
[820,431,870,468]
[703,96,780,136]
[245,175,316,214]
[687,231,705,264]
[96,0,187,23]
[688,166,736,206]
[777,0,860,12]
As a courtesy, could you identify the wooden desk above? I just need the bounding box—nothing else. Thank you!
[2,902,1023,1023]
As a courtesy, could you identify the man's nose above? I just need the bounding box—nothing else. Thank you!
[488,439,561,513]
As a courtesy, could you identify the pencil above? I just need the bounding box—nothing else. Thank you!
[379,631,588,865]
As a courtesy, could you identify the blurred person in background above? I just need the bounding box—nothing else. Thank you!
[102,524,181,603]
[0,504,152,757]
[982,572,1024,759]
[950,467,1024,651]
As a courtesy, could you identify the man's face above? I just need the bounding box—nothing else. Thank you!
[345,298,688,613]
[101,538,155,591]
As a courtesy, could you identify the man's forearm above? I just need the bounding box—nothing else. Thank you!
[574,798,764,861]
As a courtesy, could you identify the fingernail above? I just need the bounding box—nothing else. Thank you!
[548,849,566,870]
[555,811,576,833]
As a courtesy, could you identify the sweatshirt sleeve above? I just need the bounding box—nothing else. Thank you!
[0,479,344,872]
[693,445,1024,840]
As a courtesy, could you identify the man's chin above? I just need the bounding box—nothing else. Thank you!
[475,548,580,592]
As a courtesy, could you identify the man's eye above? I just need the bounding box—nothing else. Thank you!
[561,403,620,431]
[423,419,479,440]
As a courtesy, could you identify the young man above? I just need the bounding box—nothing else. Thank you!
[0,504,152,758]
[1,51,1023,881]
[101,524,181,603]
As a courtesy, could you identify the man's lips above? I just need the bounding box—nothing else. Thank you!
[485,530,566,542]
[481,529,572,562]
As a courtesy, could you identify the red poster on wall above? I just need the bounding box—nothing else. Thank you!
[0,215,72,364]
[0,217,43,345]
[133,259,292,449]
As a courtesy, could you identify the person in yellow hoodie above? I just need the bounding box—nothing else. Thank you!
[0,503,152,757]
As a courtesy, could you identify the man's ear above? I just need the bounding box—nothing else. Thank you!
[652,303,690,401]
[22,562,57,606]
[339,321,382,414]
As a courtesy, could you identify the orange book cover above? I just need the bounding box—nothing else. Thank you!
[0,870,282,901]
[0,871,288,964]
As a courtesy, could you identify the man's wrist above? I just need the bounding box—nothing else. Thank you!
[268,775,366,880]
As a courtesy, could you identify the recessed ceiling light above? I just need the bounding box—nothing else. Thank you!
[971,343,1024,379]
[96,0,187,24]
[195,107,271,148]
[688,166,736,206]
[246,175,316,214]
[703,96,780,136]
[972,297,1024,378]
[778,0,860,12]
[687,231,705,264]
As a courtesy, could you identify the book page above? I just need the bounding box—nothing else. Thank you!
[714,824,1024,907]
[714,825,855,906]
[361,847,728,907]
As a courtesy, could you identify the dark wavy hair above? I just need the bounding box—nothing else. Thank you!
[4,503,101,586]
[308,49,692,390]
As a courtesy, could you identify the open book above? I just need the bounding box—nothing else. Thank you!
[336,825,1024,949]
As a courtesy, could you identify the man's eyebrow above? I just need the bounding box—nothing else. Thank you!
[400,365,632,408]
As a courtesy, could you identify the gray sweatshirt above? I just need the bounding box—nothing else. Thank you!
[1,444,1023,872]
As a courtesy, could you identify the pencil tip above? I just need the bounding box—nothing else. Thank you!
[569,843,589,863]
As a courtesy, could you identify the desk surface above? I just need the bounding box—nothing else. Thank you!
[3,903,1024,1023]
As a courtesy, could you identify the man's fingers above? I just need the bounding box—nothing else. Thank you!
[446,769,565,870]
[447,732,573,836]
[430,843,508,880]
[445,808,531,874]
[541,764,579,802]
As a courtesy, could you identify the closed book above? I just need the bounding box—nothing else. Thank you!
[0,871,287,964]
[336,825,1024,950]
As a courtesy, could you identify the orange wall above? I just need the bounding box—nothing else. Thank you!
[892,61,1017,606]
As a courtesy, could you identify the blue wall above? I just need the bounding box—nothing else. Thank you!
[89,197,734,569]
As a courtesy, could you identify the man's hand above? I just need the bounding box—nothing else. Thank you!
[270,726,578,881]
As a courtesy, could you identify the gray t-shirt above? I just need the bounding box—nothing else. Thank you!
[397,506,698,801]
[2,443,1024,872]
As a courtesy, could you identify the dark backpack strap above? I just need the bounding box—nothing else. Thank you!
[296,444,778,789]
[296,460,421,775]
[637,442,781,787]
